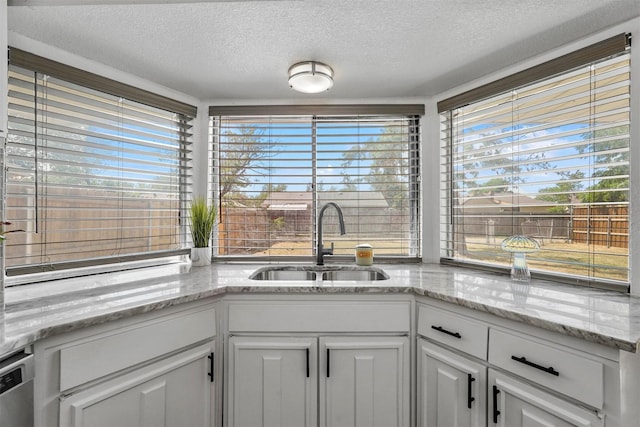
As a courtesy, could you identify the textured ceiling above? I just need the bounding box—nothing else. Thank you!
[7,0,640,101]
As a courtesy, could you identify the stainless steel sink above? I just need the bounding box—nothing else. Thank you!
[321,269,388,281]
[249,265,389,281]
[249,269,317,281]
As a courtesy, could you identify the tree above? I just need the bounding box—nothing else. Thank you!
[468,177,510,196]
[576,125,629,203]
[219,125,277,201]
[7,129,100,187]
[340,125,410,210]
[580,166,628,203]
[536,171,585,213]
[454,124,551,196]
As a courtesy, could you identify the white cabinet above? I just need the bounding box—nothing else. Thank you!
[416,303,488,427]
[34,302,218,427]
[489,369,603,427]
[417,338,486,427]
[417,300,618,427]
[489,328,604,410]
[225,296,412,427]
[227,335,409,427]
[320,336,409,427]
[227,336,317,427]
[59,341,215,427]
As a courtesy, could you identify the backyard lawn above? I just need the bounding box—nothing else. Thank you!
[255,238,411,256]
[462,237,628,282]
[255,237,628,282]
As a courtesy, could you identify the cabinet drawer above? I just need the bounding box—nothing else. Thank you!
[60,306,216,391]
[228,301,409,333]
[417,305,488,360]
[489,328,603,409]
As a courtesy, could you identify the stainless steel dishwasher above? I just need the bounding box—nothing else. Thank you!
[0,351,34,427]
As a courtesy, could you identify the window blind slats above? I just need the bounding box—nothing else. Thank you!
[5,63,193,276]
[437,33,630,112]
[210,113,420,258]
[9,47,197,118]
[440,49,630,288]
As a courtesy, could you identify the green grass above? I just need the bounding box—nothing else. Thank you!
[256,235,628,282]
[463,237,628,282]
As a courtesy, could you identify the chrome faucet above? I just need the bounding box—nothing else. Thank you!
[316,202,346,265]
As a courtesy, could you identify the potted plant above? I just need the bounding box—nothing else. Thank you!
[189,197,217,266]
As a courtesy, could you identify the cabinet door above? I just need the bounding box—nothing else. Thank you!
[489,369,603,427]
[320,336,409,427]
[227,336,317,427]
[59,341,215,427]
[417,338,486,427]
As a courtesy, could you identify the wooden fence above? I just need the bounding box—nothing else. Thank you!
[571,206,628,248]
[218,206,410,255]
[4,185,181,267]
[458,206,629,249]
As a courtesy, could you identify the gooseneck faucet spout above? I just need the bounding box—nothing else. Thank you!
[316,202,346,265]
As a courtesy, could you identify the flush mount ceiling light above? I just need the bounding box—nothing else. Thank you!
[288,61,334,93]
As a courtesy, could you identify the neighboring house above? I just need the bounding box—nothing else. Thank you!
[457,192,560,242]
[261,191,391,235]
[261,191,390,210]
[458,192,550,215]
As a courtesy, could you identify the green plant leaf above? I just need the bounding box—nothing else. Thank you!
[189,197,217,248]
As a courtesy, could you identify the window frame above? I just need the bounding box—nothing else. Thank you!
[4,48,197,281]
[438,34,632,292]
[208,105,424,263]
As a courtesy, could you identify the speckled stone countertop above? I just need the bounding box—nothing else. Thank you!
[2,262,640,356]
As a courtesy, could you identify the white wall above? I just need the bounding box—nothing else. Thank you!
[425,17,640,292]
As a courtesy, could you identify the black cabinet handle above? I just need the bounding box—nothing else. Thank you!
[431,325,462,339]
[492,385,501,423]
[326,348,330,378]
[306,348,310,378]
[467,373,475,409]
[511,355,559,376]
[208,352,214,382]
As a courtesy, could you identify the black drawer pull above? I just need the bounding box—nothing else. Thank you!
[431,325,462,339]
[326,348,330,378]
[306,348,310,378]
[467,373,475,409]
[511,355,559,376]
[492,385,501,423]
[208,352,214,382]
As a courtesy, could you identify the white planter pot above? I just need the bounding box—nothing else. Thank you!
[190,247,211,267]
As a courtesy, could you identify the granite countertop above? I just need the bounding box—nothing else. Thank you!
[2,262,640,356]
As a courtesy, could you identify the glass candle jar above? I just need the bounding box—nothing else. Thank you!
[355,244,373,266]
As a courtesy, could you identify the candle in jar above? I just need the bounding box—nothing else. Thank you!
[355,244,373,266]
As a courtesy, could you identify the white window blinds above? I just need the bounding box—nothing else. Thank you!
[440,47,630,289]
[6,62,194,275]
[209,110,421,260]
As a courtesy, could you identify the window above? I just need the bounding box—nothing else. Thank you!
[6,48,196,278]
[439,34,631,290]
[209,105,422,260]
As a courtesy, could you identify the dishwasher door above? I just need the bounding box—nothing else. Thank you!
[0,352,34,427]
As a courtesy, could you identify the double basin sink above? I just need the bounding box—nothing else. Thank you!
[250,265,389,281]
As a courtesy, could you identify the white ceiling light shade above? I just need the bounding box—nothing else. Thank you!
[288,61,334,93]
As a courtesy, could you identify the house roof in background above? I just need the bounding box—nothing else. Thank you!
[461,192,550,211]
[262,192,311,209]
[262,191,389,209]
